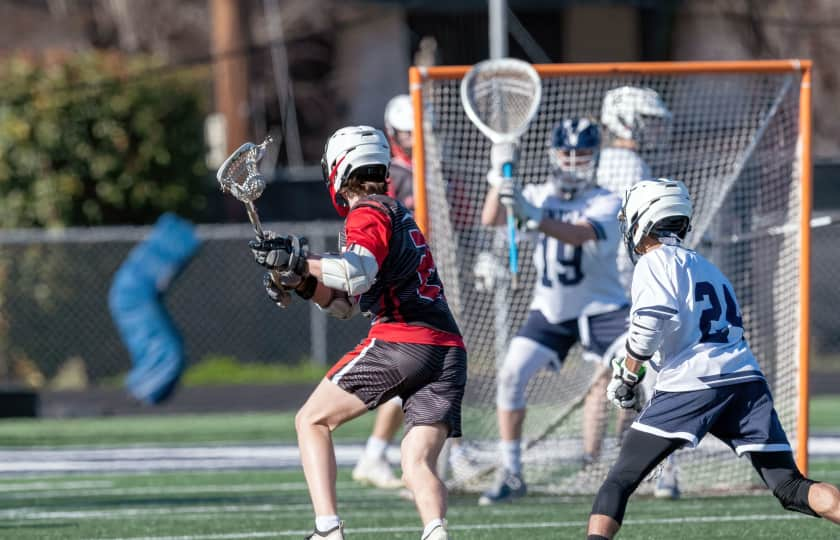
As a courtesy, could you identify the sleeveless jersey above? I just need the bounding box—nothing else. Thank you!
[521,183,628,323]
[342,194,463,346]
[631,244,765,392]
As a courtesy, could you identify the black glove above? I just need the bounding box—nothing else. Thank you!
[249,234,309,276]
[262,272,292,308]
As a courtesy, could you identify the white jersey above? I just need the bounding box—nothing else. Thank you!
[522,182,628,323]
[595,147,651,197]
[596,147,652,291]
[631,244,765,392]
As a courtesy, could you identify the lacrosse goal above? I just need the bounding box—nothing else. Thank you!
[410,60,812,495]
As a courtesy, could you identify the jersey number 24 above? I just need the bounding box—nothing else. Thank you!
[695,281,744,344]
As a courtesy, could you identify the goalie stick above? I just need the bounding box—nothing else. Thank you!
[460,58,541,287]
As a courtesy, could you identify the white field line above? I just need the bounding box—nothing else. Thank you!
[0,481,355,500]
[100,513,809,540]
[0,437,837,475]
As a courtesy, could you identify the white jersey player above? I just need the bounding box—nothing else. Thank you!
[478,118,631,505]
[598,86,671,291]
[587,179,840,539]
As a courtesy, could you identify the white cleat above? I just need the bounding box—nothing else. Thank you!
[305,521,344,540]
[352,455,404,489]
[421,520,450,540]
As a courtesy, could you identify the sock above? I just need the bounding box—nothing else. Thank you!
[587,535,610,540]
[315,515,340,532]
[500,439,521,475]
[422,518,444,539]
[364,436,388,460]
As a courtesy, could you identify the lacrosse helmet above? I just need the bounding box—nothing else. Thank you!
[549,118,601,199]
[384,94,414,162]
[601,86,671,151]
[619,178,692,263]
[321,126,390,217]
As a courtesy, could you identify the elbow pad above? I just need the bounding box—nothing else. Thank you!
[626,311,668,361]
[320,245,379,296]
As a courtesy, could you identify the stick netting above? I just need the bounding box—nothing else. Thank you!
[417,67,804,495]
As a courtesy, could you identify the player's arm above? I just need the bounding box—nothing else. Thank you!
[480,184,506,226]
[536,219,597,246]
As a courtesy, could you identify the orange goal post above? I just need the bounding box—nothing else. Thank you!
[410,60,812,494]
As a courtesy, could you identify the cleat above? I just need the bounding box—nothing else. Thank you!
[305,521,345,540]
[653,459,681,500]
[478,469,526,506]
[422,519,449,540]
[352,455,403,489]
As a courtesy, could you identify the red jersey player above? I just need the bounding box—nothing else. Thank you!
[249,126,465,540]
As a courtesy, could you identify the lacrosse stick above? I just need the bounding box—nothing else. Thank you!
[216,136,274,241]
[460,58,541,288]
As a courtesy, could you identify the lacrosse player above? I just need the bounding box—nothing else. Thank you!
[350,95,415,491]
[249,126,464,540]
[596,85,682,499]
[477,118,632,505]
[587,179,840,539]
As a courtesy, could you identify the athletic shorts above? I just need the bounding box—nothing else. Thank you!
[515,307,629,364]
[326,338,467,438]
[631,380,791,455]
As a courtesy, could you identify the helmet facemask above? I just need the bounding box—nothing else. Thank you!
[549,147,599,199]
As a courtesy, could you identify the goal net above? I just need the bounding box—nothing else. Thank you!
[411,61,811,495]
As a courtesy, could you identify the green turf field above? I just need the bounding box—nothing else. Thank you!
[1,463,839,539]
[0,395,837,539]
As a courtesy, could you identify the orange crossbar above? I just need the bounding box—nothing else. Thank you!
[416,59,810,80]
[410,59,813,472]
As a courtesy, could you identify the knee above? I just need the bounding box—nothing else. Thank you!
[496,364,526,410]
[803,482,840,517]
[771,475,820,517]
[295,406,328,433]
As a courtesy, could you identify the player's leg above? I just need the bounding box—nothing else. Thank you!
[401,423,450,539]
[481,318,573,505]
[581,308,631,464]
[296,378,369,538]
[587,428,683,539]
[715,380,839,524]
[400,343,466,539]
[749,451,840,524]
[353,396,404,489]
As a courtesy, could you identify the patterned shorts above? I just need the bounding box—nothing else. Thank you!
[327,338,467,437]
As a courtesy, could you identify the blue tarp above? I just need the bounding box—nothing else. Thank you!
[108,213,201,404]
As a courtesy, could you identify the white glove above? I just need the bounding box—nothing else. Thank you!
[473,251,504,292]
[486,142,519,188]
[499,182,542,229]
[606,356,646,410]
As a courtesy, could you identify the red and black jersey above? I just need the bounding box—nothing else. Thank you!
[342,194,463,347]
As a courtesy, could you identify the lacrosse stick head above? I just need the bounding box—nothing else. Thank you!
[216,136,273,203]
[460,58,542,144]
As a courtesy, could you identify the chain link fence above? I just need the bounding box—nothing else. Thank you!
[0,215,838,390]
[0,221,369,387]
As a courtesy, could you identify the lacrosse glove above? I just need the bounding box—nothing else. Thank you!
[606,356,646,410]
[249,233,309,277]
[498,183,542,230]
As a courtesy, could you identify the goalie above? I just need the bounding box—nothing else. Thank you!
[249,126,464,540]
[478,118,634,505]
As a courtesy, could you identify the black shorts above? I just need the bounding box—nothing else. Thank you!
[326,338,467,437]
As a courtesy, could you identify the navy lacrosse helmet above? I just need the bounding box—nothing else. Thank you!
[549,118,600,199]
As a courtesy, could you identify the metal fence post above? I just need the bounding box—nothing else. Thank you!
[309,232,329,366]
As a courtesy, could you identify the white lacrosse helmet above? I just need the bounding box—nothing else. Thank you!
[619,178,692,263]
[321,126,390,217]
[384,95,414,135]
[601,86,671,150]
